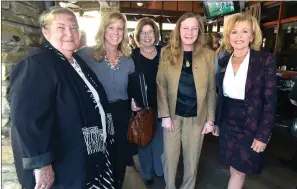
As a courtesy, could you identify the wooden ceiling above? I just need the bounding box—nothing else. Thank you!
[68,1,204,23]
[121,1,204,23]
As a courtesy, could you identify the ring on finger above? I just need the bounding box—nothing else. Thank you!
[40,184,46,188]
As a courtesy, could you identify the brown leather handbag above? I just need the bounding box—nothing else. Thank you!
[128,108,156,147]
[128,51,157,147]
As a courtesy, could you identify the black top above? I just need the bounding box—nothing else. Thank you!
[131,46,161,110]
[175,51,197,117]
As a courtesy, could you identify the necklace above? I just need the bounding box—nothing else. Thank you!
[105,52,120,70]
[141,47,156,54]
[183,59,191,68]
[232,52,248,59]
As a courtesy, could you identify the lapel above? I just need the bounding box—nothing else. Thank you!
[164,50,182,110]
[56,54,88,126]
[172,53,184,89]
[218,53,231,90]
[192,48,208,89]
[245,49,261,98]
[42,44,87,119]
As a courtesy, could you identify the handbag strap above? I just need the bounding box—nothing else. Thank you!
[133,48,149,109]
[133,46,162,109]
[140,73,149,108]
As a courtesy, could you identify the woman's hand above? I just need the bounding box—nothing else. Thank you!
[212,125,219,136]
[251,139,267,153]
[34,164,55,189]
[162,117,174,132]
[131,98,142,111]
[201,121,214,134]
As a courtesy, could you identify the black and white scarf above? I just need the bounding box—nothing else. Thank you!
[43,42,116,188]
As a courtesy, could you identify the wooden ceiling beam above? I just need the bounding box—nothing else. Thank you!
[263,1,279,7]
[120,7,202,17]
[125,15,179,23]
[71,1,203,18]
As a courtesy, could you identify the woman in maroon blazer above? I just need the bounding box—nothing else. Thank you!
[214,13,277,189]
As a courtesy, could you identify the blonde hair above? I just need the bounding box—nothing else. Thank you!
[222,13,262,53]
[39,6,77,28]
[164,12,205,66]
[93,11,130,61]
[134,17,160,47]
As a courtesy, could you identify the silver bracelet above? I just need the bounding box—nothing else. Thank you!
[33,164,50,175]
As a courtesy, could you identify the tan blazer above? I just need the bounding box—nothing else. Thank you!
[157,46,216,126]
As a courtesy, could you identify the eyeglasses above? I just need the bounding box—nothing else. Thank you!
[139,30,154,37]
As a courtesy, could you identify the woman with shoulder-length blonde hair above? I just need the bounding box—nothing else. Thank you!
[214,13,277,189]
[93,12,131,60]
[78,11,135,189]
[157,12,216,189]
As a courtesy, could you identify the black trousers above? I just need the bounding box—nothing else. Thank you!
[110,100,132,189]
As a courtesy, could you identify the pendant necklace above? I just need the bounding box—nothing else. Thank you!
[185,60,191,67]
[141,47,156,54]
[105,51,120,70]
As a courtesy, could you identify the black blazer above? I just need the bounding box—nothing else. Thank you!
[7,47,109,188]
[215,49,277,144]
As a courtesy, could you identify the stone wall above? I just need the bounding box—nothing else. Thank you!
[1,1,46,188]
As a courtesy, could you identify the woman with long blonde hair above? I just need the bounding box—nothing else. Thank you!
[78,11,135,189]
[157,12,216,189]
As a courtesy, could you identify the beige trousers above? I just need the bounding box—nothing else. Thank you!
[162,116,205,189]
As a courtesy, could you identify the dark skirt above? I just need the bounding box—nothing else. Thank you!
[109,99,133,189]
[219,97,265,174]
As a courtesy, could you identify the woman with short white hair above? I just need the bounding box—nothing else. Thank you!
[8,6,116,189]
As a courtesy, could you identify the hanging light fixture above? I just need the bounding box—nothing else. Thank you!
[137,1,144,7]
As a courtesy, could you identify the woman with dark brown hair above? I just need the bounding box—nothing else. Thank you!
[131,17,164,186]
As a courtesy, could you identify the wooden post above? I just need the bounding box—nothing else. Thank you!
[274,1,284,55]
[209,24,213,33]
[217,21,221,32]
[204,24,208,33]
[158,16,163,42]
